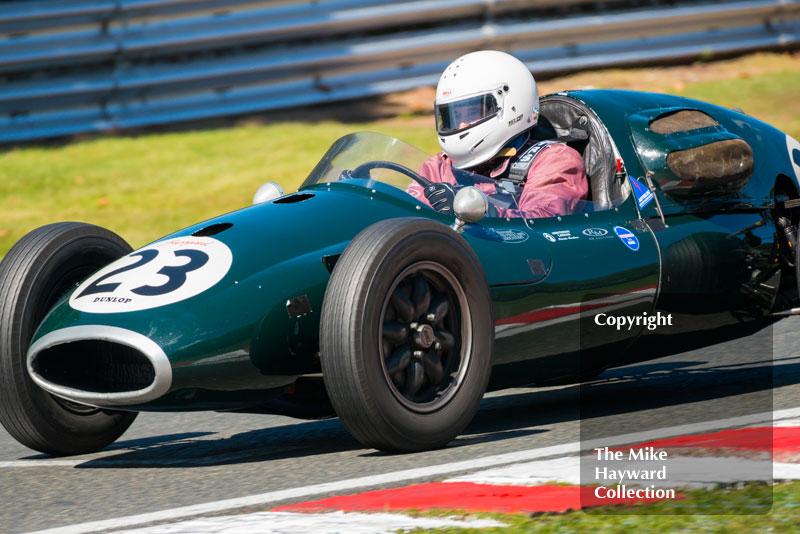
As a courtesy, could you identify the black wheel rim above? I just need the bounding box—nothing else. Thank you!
[378,261,471,413]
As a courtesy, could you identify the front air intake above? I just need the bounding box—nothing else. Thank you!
[33,340,155,393]
[273,193,314,204]
[27,325,172,406]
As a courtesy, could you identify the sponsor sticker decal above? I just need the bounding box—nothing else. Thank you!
[495,229,529,243]
[613,226,640,251]
[551,230,578,241]
[629,176,655,210]
[581,228,611,240]
[70,236,233,313]
[542,230,579,242]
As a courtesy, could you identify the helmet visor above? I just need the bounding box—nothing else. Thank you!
[436,93,499,135]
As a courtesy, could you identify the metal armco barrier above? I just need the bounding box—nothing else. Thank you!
[0,0,798,143]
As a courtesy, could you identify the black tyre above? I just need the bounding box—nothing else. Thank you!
[0,222,138,456]
[320,218,493,452]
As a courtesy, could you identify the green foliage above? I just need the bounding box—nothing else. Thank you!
[405,481,800,533]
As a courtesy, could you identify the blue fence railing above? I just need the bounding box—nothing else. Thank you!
[0,0,798,143]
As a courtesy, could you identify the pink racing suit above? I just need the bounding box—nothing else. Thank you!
[407,142,588,219]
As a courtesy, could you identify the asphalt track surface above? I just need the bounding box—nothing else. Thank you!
[2,316,799,534]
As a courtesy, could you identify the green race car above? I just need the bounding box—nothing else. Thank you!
[1,90,798,456]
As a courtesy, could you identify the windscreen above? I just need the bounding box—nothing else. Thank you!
[300,132,523,219]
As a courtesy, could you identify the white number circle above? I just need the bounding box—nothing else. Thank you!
[788,134,800,182]
[70,236,233,314]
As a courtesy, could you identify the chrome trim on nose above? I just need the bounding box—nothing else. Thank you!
[27,326,172,406]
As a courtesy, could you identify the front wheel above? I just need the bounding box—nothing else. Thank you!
[320,218,493,452]
[0,223,138,456]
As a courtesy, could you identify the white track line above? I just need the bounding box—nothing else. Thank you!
[774,418,800,427]
[26,406,800,534]
[112,511,504,534]
[0,460,82,467]
[0,450,283,468]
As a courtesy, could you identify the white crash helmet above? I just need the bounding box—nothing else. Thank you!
[434,50,539,169]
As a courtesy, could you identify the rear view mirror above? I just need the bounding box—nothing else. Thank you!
[253,182,285,204]
[452,186,488,231]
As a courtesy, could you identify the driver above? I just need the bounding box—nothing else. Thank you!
[408,50,588,218]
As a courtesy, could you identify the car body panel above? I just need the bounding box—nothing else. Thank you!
[571,89,796,209]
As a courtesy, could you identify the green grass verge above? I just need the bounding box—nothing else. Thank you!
[1,55,798,259]
[408,481,800,533]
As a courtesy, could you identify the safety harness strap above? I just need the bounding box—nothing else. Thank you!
[507,140,560,186]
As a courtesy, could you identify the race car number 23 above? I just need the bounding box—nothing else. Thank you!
[70,236,233,314]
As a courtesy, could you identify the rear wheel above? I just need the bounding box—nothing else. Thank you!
[0,223,138,456]
[321,218,493,452]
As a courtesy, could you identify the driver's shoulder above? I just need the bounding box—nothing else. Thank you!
[526,142,585,172]
[535,140,579,157]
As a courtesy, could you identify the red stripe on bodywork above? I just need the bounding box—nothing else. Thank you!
[274,482,673,514]
[495,285,658,326]
[495,301,609,326]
